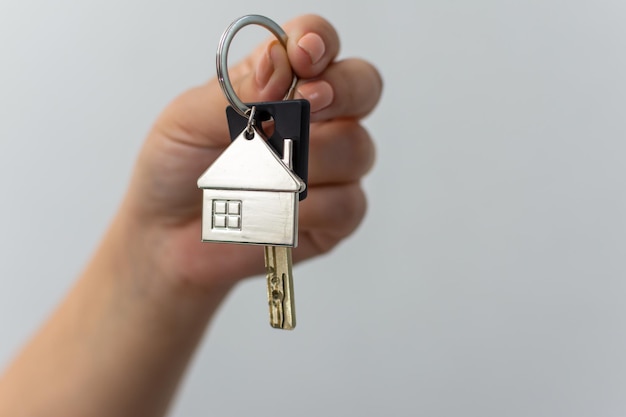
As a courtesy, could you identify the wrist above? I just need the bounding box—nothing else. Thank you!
[94,205,234,327]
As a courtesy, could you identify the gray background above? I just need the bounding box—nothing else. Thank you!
[1,1,625,416]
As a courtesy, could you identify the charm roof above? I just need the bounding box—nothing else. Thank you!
[197,127,305,192]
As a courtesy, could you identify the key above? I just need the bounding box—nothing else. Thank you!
[264,246,296,329]
[264,137,297,329]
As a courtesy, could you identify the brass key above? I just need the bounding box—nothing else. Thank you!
[264,246,296,329]
[264,137,297,330]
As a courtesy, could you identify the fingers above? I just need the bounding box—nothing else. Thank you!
[222,15,341,115]
[152,15,379,150]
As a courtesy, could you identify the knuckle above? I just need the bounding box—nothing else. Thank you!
[335,121,377,178]
[334,184,367,230]
[349,124,377,177]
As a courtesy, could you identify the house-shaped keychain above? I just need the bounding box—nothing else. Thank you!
[197,126,306,247]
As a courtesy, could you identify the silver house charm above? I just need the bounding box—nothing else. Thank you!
[197,125,305,247]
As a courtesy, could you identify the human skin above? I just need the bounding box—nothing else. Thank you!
[0,14,381,417]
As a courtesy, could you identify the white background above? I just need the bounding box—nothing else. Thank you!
[1,1,626,416]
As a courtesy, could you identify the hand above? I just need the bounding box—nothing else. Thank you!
[118,14,381,291]
[0,15,381,416]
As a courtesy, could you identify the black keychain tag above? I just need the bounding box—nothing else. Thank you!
[226,99,310,200]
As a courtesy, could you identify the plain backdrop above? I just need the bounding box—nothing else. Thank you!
[1,1,626,416]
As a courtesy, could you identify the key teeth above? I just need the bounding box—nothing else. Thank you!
[269,316,296,330]
[267,276,296,330]
[265,246,296,330]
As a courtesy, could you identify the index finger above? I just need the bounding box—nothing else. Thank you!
[283,14,340,79]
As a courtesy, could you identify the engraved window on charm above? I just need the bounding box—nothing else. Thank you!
[212,200,242,230]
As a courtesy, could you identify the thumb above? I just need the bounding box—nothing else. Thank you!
[236,40,295,106]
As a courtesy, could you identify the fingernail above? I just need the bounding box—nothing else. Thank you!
[297,81,334,113]
[256,42,279,88]
[297,33,325,65]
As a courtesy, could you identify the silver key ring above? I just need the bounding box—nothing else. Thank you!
[216,15,298,118]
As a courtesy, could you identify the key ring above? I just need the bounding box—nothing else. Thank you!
[216,14,298,118]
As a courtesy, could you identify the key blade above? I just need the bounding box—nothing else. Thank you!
[264,246,296,330]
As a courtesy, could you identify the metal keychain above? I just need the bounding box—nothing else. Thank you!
[201,14,310,329]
